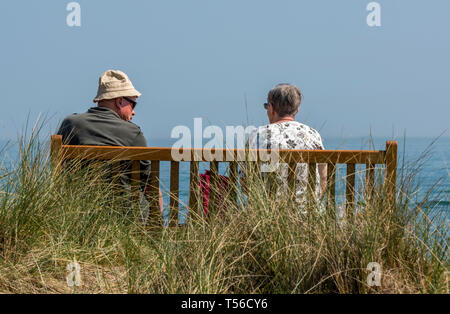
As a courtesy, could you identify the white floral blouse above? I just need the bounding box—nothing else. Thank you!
[246,121,325,204]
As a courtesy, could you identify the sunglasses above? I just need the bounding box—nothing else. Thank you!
[122,96,137,109]
[264,102,270,110]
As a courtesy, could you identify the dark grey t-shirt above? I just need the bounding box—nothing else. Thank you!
[57,106,151,187]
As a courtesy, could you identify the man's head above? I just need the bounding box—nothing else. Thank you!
[265,84,302,123]
[93,70,141,121]
[98,96,137,121]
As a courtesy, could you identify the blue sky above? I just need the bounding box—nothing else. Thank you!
[0,0,449,142]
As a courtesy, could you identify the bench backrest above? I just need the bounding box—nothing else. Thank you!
[50,135,397,225]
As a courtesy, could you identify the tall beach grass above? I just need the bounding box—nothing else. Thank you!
[0,122,448,293]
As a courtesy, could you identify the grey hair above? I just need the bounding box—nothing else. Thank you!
[267,83,302,117]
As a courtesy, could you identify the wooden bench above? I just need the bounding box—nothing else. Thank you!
[50,135,397,225]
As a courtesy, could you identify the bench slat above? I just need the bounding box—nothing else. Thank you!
[170,161,180,226]
[149,160,161,228]
[229,162,238,205]
[326,163,336,214]
[308,163,317,206]
[189,161,200,216]
[365,163,375,201]
[385,141,398,210]
[131,160,140,205]
[288,162,297,201]
[50,135,62,174]
[209,161,219,213]
[346,163,356,218]
[60,146,386,164]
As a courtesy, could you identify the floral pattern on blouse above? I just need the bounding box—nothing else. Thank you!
[246,121,325,205]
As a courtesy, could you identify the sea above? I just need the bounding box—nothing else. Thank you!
[1,137,448,224]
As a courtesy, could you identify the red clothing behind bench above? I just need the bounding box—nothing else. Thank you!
[199,170,229,214]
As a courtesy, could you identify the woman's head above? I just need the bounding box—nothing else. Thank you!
[267,84,302,120]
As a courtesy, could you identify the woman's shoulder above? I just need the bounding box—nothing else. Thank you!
[292,122,321,136]
[285,121,324,148]
[250,121,321,136]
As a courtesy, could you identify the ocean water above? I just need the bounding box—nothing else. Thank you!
[1,137,448,224]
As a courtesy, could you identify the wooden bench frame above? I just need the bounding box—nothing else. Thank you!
[51,135,397,225]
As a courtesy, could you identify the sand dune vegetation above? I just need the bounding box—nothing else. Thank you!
[0,124,447,294]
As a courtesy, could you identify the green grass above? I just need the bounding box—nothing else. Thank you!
[0,124,447,293]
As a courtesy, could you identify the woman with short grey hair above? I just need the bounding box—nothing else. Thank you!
[247,83,327,205]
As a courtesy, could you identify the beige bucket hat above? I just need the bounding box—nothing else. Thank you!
[93,70,142,103]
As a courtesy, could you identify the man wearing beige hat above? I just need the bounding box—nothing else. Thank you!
[57,69,162,219]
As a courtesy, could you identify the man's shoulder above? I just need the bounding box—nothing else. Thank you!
[61,112,80,121]
[59,113,83,130]
[64,110,141,130]
[125,120,143,131]
[61,110,92,124]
